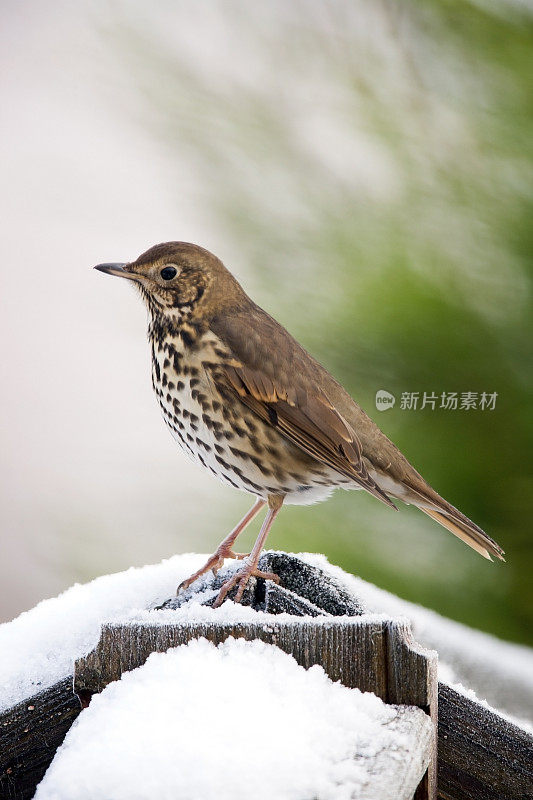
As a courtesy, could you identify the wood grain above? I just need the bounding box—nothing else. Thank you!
[0,678,81,800]
[437,683,533,800]
[74,618,391,698]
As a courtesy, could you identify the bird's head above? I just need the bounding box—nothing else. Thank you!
[94,241,240,322]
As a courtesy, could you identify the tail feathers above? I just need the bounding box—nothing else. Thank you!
[420,506,505,562]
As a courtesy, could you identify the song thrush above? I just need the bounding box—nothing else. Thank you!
[95,242,504,606]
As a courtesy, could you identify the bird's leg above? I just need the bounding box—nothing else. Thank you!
[177,498,266,593]
[213,495,284,608]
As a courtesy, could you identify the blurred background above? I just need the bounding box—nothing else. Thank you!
[1,0,532,645]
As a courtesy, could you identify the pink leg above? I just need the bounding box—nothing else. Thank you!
[177,498,266,592]
[213,495,284,608]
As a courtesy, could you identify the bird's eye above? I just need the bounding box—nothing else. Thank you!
[160,266,177,281]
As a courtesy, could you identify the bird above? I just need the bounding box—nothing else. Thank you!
[94,242,504,606]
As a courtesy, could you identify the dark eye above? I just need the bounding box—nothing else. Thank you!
[160,266,177,281]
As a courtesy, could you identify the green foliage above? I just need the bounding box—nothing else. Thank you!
[113,0,533,643]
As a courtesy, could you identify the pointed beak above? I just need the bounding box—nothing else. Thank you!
[94,263,137,280]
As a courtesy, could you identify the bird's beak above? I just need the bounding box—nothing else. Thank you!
[94,263,138,280]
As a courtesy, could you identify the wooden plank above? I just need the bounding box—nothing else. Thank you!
[0,678,81,800]
[437,682,533,800]
[74,618,390,698]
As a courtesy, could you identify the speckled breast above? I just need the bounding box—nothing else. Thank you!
[148,328,336,505]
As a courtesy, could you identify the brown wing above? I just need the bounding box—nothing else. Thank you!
[210,308,397,509]
[209,302,504,562]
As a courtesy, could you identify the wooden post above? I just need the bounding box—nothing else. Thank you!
[4,554,530,799]
[385,620,438,799]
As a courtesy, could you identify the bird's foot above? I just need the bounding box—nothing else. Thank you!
[177,545,250,593]
[212,561,280,608]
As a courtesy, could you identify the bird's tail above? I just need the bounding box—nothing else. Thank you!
[419,505,505,562]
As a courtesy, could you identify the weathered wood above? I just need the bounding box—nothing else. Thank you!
[258,551,365,615]
[386,620,438,800]
[74,618,392,698]
[437,682,533,800]
[0,678,81,800]
[74,617,437,709]
[262,580,328,616]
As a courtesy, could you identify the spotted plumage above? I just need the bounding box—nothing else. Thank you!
[95,241,504,606]
[149,319,334,504]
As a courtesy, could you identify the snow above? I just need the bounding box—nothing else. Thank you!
[0,554,207,711]
[35,637,430,800]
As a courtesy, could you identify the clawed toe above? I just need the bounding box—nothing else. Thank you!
[211,550,250,575]
[212,564,280,607]
[252,569,279,583]
[177,548,252,594]
[177,559,219,593]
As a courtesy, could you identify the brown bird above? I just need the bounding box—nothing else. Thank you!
[95,242,504,606]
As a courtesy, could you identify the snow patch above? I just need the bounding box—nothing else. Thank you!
[35,637,429,800]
